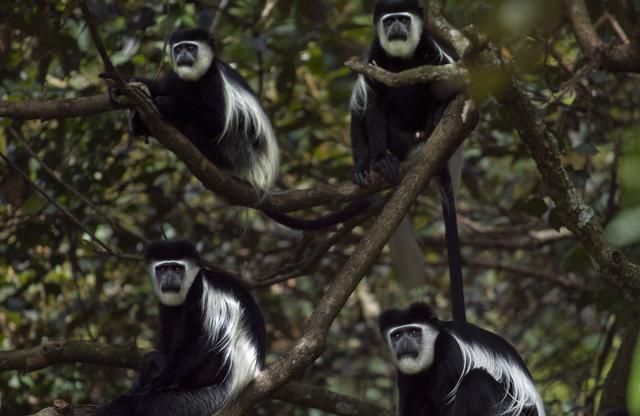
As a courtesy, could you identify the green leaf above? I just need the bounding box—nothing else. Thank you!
[605,207,640,247]
[629,334,640,415]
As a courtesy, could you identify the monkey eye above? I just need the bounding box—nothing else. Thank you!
[186,44,197,53]
[391,332,401,340]
[409,329,420,337]
[157,265,167,272]
[172,264,185,272]
[399,16,410,24]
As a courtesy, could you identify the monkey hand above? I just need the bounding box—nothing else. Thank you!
[127,80,151,97]
[373,153,400,185]
[107,84,129,107]
[353,169,371,187]
[125,81,163,119]
[107,81,152,107]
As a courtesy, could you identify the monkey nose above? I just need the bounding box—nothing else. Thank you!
[176,52,194,67]
[159,274,182,292]
[388,24,408,40]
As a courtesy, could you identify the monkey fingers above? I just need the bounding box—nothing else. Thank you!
[373,154,400,185]
[107,85,130,107]
[353,170,371,187]
[127,81,151,99]
[127,81,161,118]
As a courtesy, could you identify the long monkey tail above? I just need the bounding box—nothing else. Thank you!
[438,145,466,322]
[261,197,372,231]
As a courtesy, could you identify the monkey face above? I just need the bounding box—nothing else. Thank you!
[147,259,200,306]
[171,40,215,82]
[382,14,412,41]
[155,262,186,293]
[385,323,438,374]
[390,325,423,359]
[172,41,199,67]
[377,12,424,58]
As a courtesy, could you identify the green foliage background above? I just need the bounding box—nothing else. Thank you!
[1,0,639,415]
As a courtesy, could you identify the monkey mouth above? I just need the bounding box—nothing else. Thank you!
[176,57,195,67]
[160,284,182,293]
[388,34,408,42]
[397,352,419,360]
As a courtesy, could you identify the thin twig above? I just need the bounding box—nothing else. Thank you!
[0,152,99,248]
[0,151,138,261]
[155,0,172,78]
[603,11,630,44]
[8,126,149,244]
[210,0,232,34]
[252,200,384,288]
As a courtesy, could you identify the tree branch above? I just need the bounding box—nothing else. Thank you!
[345,58,469,87]
[76,3,397,215]
[565,0,640,72]
[496,75,640,300]
[0,95,116,120]
[219,95,476,415]
[0,94,392,214]
[0,151,140,262]
[1,342,390,416]
[423,0,472,58]
[351,2,640,300]
[0,340,143,372]
[271,382,393,416]
[9,126,149,244]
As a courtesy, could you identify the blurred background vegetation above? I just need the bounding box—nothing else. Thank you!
[1,0,639,415]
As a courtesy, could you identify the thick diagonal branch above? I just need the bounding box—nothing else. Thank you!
[346,24,640,301]
[218,95,476,415]
[0,92,388,212]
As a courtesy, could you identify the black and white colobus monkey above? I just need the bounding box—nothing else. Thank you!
[107,27,367,230]
[108,28,278,191]
[378,303,545,416]
[94,240,266,416]
[350,0,467,320]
